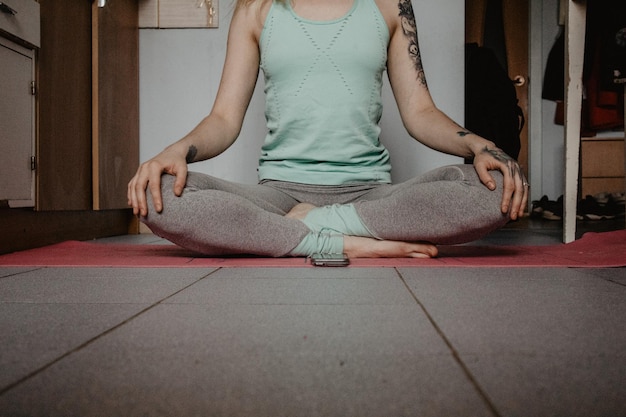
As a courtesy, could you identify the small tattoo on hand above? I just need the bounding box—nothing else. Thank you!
[482,147,513,163]
[482,147,523,179]
[457,130,472,137]
[185,145,198,163]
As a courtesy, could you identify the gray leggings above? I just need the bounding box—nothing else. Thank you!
[142,164,508,256]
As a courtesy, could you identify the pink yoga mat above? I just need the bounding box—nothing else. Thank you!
[1,230,625,268]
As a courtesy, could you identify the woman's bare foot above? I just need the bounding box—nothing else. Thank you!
[344,236,438,259]
[285,203,316,220]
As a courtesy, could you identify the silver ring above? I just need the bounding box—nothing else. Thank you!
[523,182,530,187]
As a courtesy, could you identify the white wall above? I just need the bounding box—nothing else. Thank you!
[139,0,464,185]
[538,0,565,200]
[139,0,261,182]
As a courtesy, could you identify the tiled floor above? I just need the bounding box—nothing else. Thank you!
[1,220,625,417]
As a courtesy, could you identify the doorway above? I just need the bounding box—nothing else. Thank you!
[466,0,530,177]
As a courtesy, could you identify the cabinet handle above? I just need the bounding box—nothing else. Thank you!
[0,2,17,15]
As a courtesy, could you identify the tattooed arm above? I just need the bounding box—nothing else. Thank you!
[384,0,480,157]
[381,0,527,219]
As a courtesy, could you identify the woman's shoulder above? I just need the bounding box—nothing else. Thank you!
[233,0,273,42]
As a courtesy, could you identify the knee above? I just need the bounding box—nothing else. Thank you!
[143,174,173,213]
[141,174,180,231]
[460,166,507,221]
[145,172,204,211]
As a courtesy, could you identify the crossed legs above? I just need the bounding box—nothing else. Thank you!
[142,165,508,257]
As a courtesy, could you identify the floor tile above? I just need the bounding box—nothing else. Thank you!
[0,303,494,417]
[204,266,397,279]
[577,267,626,286]
[0,303,149,391]
[400,267,626,417]
[460,352,626,417]
[0,267,214,304]
[0,267,216,394]
[0,267,40,278]
[167,267,415,305]
[1,225,624,416]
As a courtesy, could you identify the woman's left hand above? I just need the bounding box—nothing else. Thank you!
[472,146,529,220]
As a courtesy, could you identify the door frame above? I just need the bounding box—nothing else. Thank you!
[466,0,542,201]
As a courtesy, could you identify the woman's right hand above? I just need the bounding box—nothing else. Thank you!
[127,148,189,217]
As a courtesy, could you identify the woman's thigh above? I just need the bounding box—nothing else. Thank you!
[352,165,507,244]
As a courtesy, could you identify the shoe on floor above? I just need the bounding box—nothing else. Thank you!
[542,195,563,221]
[578,195,617,220]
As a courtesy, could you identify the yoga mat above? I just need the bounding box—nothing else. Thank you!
[0,230,625,268]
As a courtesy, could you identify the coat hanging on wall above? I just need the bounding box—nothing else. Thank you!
[542,0,625,133]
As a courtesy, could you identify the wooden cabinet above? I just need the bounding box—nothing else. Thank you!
[0,38,36,207]
[38,0,139,211]
[0,0,39,208]
[0,0,139,254]
[37,0,93,210]
[581,137,625,197]
[92,0,140,209]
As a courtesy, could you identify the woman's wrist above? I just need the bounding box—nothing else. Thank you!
[466,135,497,159]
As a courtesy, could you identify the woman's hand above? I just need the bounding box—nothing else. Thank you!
[472,146,529,220]
[127,147,189,217]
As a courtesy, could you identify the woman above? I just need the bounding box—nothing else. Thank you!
[127,0,528,258]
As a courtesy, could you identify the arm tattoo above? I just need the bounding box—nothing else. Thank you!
[398,0,427,87]
[457,130,472,137]
[185,145,198,164]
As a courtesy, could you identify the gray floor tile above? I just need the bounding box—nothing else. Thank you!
[400,267,626,417]
[0,303,149,391]
[577,267,626,286]
[461,352,626,417]
[206,266,397,279]
[0,267,214,304]
[1,224,623,416]
[0,304,493,417]
[167,267,415,305]
[0,267,40,278]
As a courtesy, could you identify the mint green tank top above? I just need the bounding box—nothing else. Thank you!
[258,0,392,185]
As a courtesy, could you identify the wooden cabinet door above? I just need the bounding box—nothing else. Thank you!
[38,0,138,211]
[0,39,36,207]
[37,0,92,211]
[92,0,139,210]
